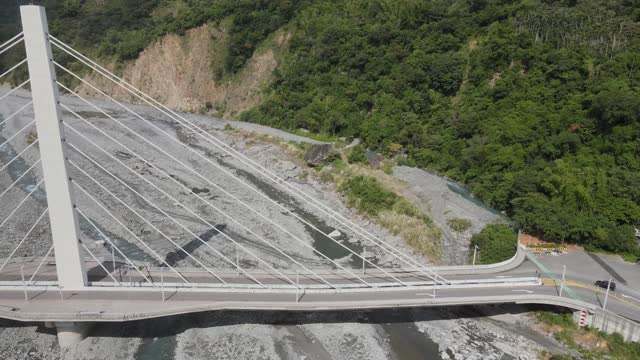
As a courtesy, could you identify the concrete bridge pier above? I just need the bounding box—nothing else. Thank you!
[54,322,94,347]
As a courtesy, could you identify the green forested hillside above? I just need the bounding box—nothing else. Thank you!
[1,0,639,255]
[248,0,640,255]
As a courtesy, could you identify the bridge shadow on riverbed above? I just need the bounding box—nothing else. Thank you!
[163,225,226,266]
[1,303,571,340]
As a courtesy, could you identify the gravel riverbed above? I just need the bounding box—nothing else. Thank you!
[0,88,567,359]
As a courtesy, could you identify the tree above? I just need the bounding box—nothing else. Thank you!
[588,89,640,128]
[470,224,517,264]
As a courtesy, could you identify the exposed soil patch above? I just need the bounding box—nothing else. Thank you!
[76,24,287,119]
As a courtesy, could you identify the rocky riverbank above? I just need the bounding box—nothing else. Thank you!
[0,305,568,360]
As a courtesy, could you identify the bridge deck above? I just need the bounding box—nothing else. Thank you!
[0,283,556,322]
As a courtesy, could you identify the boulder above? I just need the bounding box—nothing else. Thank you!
[345,138,361,149]
[304,144,336,167]
[367,151,385,168]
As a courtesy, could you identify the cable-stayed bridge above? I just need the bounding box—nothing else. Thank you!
[0,6,638,346]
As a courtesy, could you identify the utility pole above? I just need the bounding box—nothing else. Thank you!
[559,265,566,297]
[20,5,86,289]
[603,277,613,310]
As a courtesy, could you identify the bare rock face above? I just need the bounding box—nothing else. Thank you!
[303,144,335,167]
[76,24,289,119]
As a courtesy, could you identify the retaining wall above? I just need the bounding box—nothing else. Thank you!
[575,309,640,342]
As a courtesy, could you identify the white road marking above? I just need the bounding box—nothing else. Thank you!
[621,294,640,303]
[415,293,435,297]
[512,290,533,294]
[496,276,512,278]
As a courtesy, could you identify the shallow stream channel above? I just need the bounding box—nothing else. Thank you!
[0,104,543,359]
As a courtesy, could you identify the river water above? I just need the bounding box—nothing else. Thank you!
[120,310,444,360]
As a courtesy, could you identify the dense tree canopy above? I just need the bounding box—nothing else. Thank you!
[243,0,640,255]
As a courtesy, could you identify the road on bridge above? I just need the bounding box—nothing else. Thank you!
[0,249,638,323]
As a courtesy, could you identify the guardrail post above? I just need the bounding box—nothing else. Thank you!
[161,266,165,301]
[20,5,87,289]
[602,278,612,310]
[295,270,300,303]
[235,245,240,275]
[472,245,479,273]
[111,246,115,272]
[433,269,438,298]
[21,265,28,301]
[559,265,566,297]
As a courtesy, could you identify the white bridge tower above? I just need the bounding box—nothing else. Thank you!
[20,5,86,289]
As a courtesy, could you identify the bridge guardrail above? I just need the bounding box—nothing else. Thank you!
[432,243,526,275]
[0,293,602,323]
[90,243,527,279]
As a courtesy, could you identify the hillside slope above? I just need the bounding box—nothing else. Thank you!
[0,0,638,255]
[243,0,640,255]
[76,23,288,117]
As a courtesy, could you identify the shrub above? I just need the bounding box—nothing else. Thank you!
[25,130,38,145]
[622,253,638,263]
[382,160,394,175]
[340,175,398,216]
[378,210,441,260]
[534,311,574,328]
[347,144,367,164]
[447,218,472,232]
[388,143,403,155]
[470,224,517,264]
[586,225,638,255]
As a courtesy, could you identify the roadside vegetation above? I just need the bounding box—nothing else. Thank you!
[534,311,640,360]
[469,224,517,264]
[338,172,442,260]
[1,0,638,258]
[589,249,639,265]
